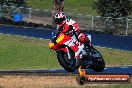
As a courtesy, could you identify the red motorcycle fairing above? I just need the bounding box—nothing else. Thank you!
[49,31,84,60]
[54,33,79,53]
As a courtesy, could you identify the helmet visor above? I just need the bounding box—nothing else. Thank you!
[55,18,65,24]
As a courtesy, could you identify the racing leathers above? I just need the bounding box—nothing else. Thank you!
[56,19,90,68]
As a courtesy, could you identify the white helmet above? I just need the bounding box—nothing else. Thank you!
[54,12,66,26]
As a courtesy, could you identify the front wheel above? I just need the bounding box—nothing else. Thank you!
[57,50,76,72]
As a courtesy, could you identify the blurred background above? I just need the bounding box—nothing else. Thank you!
[0,0,132,35]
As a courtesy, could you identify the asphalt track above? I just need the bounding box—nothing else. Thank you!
[0,25,132,75]
[0,25,132,51]
[0,66,131,75]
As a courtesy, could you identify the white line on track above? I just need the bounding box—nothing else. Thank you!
[0,33,50,41]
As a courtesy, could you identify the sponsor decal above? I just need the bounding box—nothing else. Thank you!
[76,66,131,85]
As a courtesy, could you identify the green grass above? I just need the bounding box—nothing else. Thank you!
[0,34,61,70]
[0,34,132,70]
[97,48,132,67]
[26,0,97,15]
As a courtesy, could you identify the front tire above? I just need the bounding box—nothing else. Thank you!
[57,50,76,72]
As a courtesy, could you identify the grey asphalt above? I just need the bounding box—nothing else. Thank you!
[0,66,131,75]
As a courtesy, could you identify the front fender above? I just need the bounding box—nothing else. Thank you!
[57,46,74,60]
[57,47,68,53]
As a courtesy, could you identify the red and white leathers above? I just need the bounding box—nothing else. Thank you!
[57,19,80,35]
[54,12,90,67]
[57,19,90,61]
[57,18,90,45]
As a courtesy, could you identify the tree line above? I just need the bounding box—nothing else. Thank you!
[0,0,132,17]
[94,0,132,18]
[0,0,26,7]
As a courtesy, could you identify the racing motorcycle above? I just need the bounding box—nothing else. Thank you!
[48,30,105,72]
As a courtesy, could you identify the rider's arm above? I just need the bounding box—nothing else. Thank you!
[72,23,81,34]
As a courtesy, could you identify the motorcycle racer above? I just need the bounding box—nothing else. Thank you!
[53,12,91,68]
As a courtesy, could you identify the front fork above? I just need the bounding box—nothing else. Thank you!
[66,46,71,60]
[57,46,71,60]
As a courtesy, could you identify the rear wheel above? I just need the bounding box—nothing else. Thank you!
[57,50,76,72]
[90,47,105,72]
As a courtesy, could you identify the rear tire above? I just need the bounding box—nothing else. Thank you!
[90,47,105,72]
[57,50,76,72]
